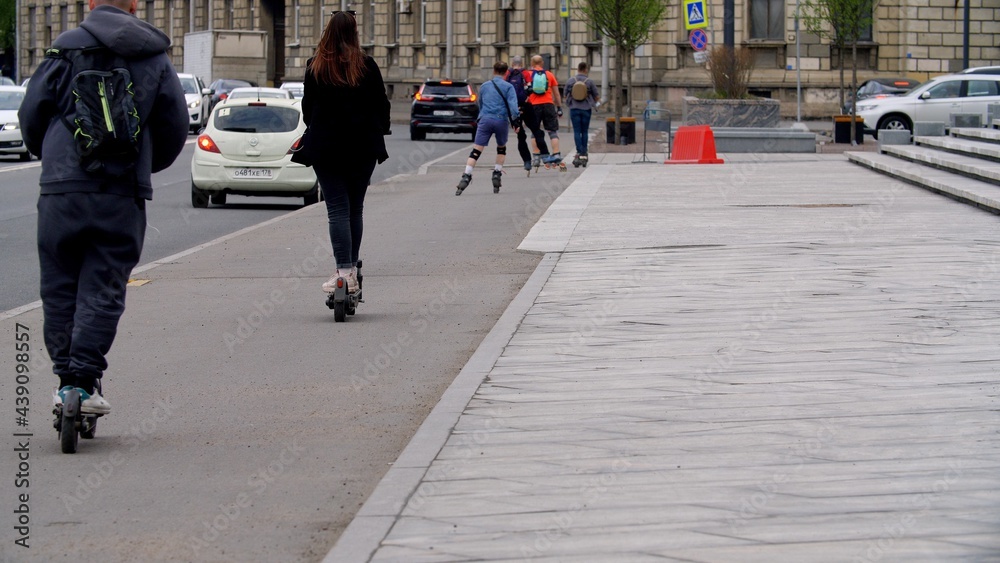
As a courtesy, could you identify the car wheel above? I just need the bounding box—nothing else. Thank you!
[303,183,320,206]
[211,192,227,205]
[191,183,210,208]
[877,114,912,138]
[19,151,31,162]
[410,125,425,141]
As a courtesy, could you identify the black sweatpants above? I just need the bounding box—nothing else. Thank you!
[38,193,146,390]
[517,101,548,163]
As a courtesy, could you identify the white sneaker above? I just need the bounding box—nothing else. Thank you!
[55,386,111,415]
[81,391,111,415]
[322,268,359,293]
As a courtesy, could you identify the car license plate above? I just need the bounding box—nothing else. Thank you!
[233,168,273,179]
[433,110,455,116]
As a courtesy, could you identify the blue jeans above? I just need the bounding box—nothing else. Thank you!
[570,108,592,156]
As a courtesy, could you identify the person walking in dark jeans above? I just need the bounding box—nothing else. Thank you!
[504,55,547,171]
[293,10,390,294]
[563,62,601,164]
[19,0,188,414]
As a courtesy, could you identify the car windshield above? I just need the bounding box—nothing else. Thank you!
[179,77,199,94]
[214,105,300,133]
[0,91,24,110]
[421,84,470,97]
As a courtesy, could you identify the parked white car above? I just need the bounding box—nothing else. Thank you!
[857,73,1000,137]
[0,86,31,161]
[178,73,213,133]
[280,82,304,98]
[190,98,318,207]
[225,87,294,101]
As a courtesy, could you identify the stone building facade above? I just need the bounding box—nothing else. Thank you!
[15,0,1000,118]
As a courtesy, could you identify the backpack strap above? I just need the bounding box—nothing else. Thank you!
[487,79,516,127]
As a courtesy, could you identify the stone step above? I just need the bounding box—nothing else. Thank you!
[949,127,1000,145]
[914,134,1000,163]
[846,151,1000,214]
[880,144,1000,184]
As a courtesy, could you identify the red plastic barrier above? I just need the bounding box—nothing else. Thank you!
[665,125,724,164]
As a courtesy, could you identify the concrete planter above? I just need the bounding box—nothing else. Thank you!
[682,97,781,128]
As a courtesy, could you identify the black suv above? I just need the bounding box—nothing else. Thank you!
[410,80,479,141]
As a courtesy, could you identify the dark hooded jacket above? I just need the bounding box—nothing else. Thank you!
[19,5,188,199]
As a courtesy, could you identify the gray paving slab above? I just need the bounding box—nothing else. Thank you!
[331,155,1000,561]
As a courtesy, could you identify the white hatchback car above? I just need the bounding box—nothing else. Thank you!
[0,86,31,161]
[225,87,294,101]
[190,98,319,207]
[178,73,213,133]
[857,74,1000,137]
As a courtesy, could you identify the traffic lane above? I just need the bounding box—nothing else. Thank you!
[0,135,461,313]
[4,155,578,562]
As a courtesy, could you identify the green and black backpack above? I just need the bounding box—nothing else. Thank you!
[45,46,141,176]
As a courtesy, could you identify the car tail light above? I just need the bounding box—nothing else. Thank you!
[893,81,912,87]
[288,136,303,155]
[458,86,476,103]
[219,93,229,100]
[415,88,434,101]
[197,134,221,153]
[248,102,267,107]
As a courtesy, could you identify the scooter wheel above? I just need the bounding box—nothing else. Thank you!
[334,300,346,322]
[60,389,80,454]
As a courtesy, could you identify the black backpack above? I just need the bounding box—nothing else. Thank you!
[506,69,528,105]
[45,45,141,176]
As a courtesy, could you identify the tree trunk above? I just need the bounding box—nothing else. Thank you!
[850,40,859,145]
[614,42,624,143]
[626,49,633,118]
[839,44,846,112]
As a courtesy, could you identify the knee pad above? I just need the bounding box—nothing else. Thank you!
[548,131,559,139]
[469,148,482,161]
[496,145,507,155]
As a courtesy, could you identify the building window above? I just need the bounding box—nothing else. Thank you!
[750,0,783,40]
[529,0,539,41]
[44,6,53,46]
[499,6,510,42]
[225,0,233,28]
[249,0,255,30]
[76,1,85,24]
[420,0,427,43]
[364,0,375,43]
[390,2,399,43]
[474,0,482,41]
[146,0,155,24]
[292,0,301,44]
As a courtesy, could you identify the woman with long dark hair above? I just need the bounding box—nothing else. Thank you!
[293,10,390,294]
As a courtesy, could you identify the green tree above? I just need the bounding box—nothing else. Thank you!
[0,0,14,51]
[575,0,667,142]
[802,0,879,142]
[0,0,17,74]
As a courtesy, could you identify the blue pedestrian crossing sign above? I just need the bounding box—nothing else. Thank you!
[684,0,709,30]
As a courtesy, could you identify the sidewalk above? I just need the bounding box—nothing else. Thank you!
[328,151,1000,560]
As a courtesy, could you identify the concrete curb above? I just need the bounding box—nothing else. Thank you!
[322,252,560,563]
